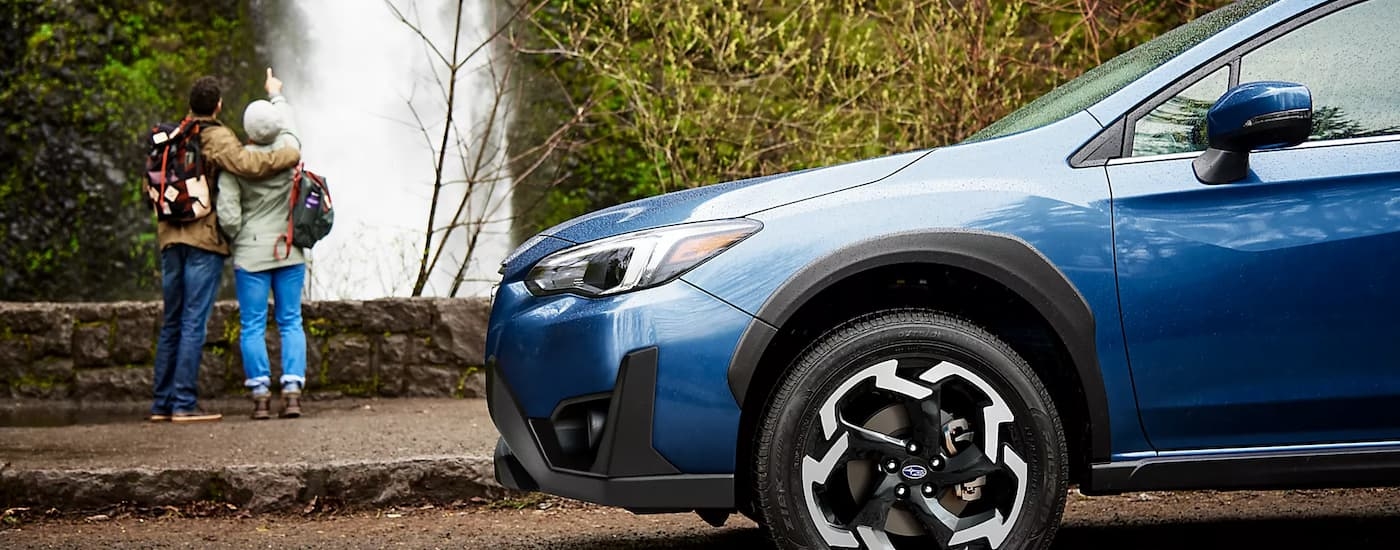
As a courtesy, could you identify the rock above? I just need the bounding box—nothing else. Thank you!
[399,365,461,397]
[378,334,425,364]
[323,334,374,391]
[8,308,73,357]
[459,370,485,398]
[303,301,364,332]
[71,324,112,368]
[427,299,489,367]
[361,299,434,333]
[204,302,240,346]
[111,317,158,364]
[74,366,152,401]
[1,307,70,333]
[0,457,505,513]
[0,338,32,373]
[7,358,75,398]
[198,349,229,397]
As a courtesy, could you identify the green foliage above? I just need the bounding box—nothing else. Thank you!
[0,0,263,301]
[514,0,1230,232]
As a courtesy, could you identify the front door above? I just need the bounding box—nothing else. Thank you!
[1108,0,1400,451]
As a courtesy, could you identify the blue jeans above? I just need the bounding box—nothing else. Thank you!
[153,245,225,415]
[234,264,307,395]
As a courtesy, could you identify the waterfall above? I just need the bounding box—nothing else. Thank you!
[255,0,514,299]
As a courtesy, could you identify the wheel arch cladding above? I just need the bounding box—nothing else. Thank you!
[727,230,1112,462]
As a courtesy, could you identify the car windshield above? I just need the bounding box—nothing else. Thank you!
[965,0,1277,143]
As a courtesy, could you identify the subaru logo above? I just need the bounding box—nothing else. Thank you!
[901,464,928,480]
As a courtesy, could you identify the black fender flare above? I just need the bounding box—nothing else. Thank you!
[726,229,1112,462]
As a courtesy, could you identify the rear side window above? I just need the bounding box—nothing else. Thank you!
[1240,0,1400,141]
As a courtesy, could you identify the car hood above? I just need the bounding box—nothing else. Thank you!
[541,149,931,243]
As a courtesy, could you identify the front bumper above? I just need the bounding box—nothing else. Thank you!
[485,279,753,510]
[488,351,733,511]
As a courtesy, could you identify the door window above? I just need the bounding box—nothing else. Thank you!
[1240,0,1400,141]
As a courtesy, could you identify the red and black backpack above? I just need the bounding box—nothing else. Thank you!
[143,118,215,222]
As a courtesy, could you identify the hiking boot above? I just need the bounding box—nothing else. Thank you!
[171,408,223,423]
[251,395,272,420]
[280,392,302,419]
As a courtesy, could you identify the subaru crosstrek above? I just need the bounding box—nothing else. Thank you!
[486,1,1400,548]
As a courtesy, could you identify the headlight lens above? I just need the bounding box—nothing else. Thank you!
[525,219,762,296]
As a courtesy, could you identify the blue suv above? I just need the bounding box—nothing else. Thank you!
[486,1,1400,548]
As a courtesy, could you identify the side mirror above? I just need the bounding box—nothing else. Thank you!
[1192,81,1312,184]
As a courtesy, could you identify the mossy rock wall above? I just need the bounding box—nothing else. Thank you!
[0,298,489,401]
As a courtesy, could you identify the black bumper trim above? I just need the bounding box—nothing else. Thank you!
[1086,447,1400,495]
[487,350,735,511]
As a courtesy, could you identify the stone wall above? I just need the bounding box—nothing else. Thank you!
[0,299,490,401]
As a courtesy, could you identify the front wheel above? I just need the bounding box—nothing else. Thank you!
[754,309,1066,550]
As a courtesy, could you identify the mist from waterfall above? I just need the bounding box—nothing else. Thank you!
[257,0,513,299]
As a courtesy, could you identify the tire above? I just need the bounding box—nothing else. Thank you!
[754,309,1066,550]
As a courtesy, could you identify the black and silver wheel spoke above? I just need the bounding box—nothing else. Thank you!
[839,414,912,455]
[900,387,944,454]
[939,443,1002,486]
[908,496,959,546]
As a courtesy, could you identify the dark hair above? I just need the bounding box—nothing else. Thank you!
[189,76,221,116]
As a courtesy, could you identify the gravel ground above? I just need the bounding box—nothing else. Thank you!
[5,487,1400,549]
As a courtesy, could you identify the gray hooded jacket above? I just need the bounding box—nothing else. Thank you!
[217,95,305,273]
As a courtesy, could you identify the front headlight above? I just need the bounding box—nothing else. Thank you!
[525,219,762,297]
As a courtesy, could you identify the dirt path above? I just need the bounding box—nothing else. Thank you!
[5,488,1399,549]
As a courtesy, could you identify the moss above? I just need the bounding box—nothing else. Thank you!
[11,372,71,392]
[203,478,230,502]
[316,339,331,387]
[332,382,375,397]
[222,317,240,344]
[307,318,332,338]
[0,325,14,341]
[487,492,551,510]
[453,367,481,398]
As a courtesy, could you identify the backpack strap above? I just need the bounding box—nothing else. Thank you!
[273,163,304,261]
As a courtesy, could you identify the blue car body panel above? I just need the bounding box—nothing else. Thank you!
[539,151,930,244]
[487,278,751,473]
[684,113,1153,457]
[486,0,1400,504]
[1109,138,1400,451]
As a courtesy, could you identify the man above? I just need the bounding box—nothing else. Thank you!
[151,75,300,423]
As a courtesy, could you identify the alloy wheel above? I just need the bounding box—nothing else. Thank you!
[801,356,1028,549]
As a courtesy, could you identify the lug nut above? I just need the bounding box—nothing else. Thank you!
[929,456,945,470]
[894,485,909,499]
[922,484,936,497]
[883,458,900,473]
[905,441,920,455]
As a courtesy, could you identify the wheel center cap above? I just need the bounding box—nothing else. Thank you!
[899,459,930,482]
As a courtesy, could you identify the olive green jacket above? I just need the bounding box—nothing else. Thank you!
[216,95,306,273]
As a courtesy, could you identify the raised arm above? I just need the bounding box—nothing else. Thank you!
[265,68,301,149]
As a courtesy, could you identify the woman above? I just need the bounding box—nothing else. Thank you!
[218,68,307,419]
